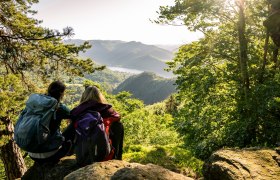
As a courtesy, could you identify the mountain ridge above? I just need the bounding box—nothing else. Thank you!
[113,72,177,104]
[64,39,176,78]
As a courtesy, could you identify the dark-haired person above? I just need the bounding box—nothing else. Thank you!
[28,81,75,164]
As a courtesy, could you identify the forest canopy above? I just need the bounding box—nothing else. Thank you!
[156,0,280,159]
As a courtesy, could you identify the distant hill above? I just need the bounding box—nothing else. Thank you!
[155,44,181,52]
[85,68,132,92]
[64,39,175,78]
[113,72,177,104]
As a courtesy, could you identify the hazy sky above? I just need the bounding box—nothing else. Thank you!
[32,0,203,45]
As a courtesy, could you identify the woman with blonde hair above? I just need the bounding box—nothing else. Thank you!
[79,86,107,104]
[71,86,124,164]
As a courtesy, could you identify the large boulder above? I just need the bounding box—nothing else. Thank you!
[22,156,193,180]
[203,148,280,180]
[64,160,193,180]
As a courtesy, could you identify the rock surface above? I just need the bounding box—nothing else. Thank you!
[64,160,193,180]
[22,156,193,180]
[22,147,280,180]
[21,156,79,180]
[203,148,280,180]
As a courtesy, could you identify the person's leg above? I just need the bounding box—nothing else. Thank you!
[30,140,72,165]
[62,122,76,142]
[61,122,76,156]
[109,121,124,160]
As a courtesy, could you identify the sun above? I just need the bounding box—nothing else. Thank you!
[224,0,240,10]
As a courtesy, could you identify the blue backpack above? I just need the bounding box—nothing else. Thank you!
[74,110,112,166]
[14,94,58,152]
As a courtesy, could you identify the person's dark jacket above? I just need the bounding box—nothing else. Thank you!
[71,100,122,163]
[70,100,120,129]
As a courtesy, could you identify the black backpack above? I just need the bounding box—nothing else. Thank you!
[74,110,112,166]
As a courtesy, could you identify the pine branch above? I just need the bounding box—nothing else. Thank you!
[0,33,68,41]
[0,27,74,41]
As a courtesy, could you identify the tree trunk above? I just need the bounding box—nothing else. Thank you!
[273,46,279,69]
[237,0,256,145]
[0,118,26,180]
[237,0,250,100]
[259,29,270,83]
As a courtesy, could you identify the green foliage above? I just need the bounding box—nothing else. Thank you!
[158,0,280,160]
[63,83,84,108]
[123,145,203,178]
[146,102,168,116]
[0,74,28,146]
[0,159,5,180]
[0,0,104,178]
[109,91,145,116]
[83,79,102,89]
[0,0,104,81]
[123,108,180,146]
[168,40,239,159]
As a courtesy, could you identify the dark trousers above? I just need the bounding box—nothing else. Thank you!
[110,121,124,160]
[30,123,75,164]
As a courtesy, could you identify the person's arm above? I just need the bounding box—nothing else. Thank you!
[50,104,71,133]
[57,103,71,119]
[102,107,120,121]
[101,107,121,134]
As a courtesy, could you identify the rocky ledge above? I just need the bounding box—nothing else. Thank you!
[21,147,280,180]
[22,157,193,180]
[203,147,280,180]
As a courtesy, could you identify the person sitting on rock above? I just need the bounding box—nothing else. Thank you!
[27,81,75,164]
[71,85,124,164]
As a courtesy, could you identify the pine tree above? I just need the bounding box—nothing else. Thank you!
[0,0,103,179]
